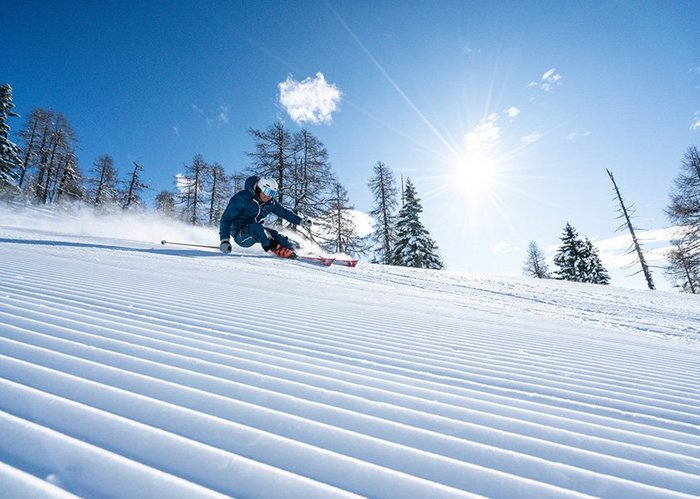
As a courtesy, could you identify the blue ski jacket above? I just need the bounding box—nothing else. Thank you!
[218,175,302,241]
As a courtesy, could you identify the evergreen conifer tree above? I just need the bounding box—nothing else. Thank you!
[579,237,611,285]
[554,222,610,284]
[554,223,582,281]
[390,178,443,269]
[0,84,23,189]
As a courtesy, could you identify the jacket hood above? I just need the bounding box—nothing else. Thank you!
[244,175,260,195]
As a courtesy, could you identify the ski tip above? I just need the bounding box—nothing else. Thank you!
[297,256,335,267]
[334,259,359,267]
[160,240,167,245]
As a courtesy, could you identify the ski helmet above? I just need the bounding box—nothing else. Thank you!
[256,177,278,198]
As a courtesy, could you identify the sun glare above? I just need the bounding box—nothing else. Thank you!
[454,150,500,196]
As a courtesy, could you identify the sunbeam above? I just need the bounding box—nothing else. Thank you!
[326,2,461,160]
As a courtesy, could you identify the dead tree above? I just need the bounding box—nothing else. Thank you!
[606,169,655,290]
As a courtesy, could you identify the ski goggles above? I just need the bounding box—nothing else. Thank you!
[260,186,277,198]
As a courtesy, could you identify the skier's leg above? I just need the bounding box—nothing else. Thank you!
[265,227,297,249]
[234,223,273,249]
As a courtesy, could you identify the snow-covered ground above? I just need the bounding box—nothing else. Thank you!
[1,206,699,498]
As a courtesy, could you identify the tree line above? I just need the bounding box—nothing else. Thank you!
[0,83,443,269]
[523,146,700,293]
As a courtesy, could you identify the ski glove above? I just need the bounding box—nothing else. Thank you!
[300,218,313,229]
[219,239,232,254]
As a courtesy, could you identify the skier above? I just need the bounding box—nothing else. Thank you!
[219,175,312,258]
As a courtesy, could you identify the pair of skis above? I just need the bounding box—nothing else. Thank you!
[160,240,357,268]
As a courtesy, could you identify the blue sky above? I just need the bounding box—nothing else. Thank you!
[5,0,700,289]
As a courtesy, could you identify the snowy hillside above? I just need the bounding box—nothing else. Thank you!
[1,207,699,498]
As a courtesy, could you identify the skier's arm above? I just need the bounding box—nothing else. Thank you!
[272,202,302,226]
[219,194,245,240]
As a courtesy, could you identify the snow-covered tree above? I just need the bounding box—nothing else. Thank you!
[16,108,50,189]
[579,237,610,285]
[246,123,297,208]
[155,190,176,218]
[176,154,208,225]
[554,223,609,284]
[289,129,335,219]
[523,241,550,278]
[317,181,365,255]
[33,112,78,204]
[390,178,443,269]
[665,239,699,293]
[87,155,121,207]
[206,162,232,226]
[247,124,341,228]
[54,148,83,204]
[665,145,700,291]
[554,223,582,281]
[122,161,149,210]
[0,84,23,190]
[367,161,398,264]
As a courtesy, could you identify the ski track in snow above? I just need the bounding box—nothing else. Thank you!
[1,212,700,498]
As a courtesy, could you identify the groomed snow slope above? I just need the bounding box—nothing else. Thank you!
[1,209,699,498]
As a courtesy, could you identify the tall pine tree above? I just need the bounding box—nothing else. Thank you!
[0,84,23,190]
[390,178,443,269]
[554,223,583,281]
[367,161,398,264]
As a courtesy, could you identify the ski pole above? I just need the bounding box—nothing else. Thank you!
[160,240,219,249]
[305,227,319,245]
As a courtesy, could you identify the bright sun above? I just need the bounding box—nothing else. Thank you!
[454,150,500,197]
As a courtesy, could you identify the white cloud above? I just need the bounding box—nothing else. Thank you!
[490,241,519,255]
[541,68,562,91]
[350,209,374,237]
[691,110,700,130]
[190,104,230,127]
[565,130,592,140]
[218,106,229,125]
[529,68,563,91]
[465,113,501,151]
[278,72,342,125]
[175,173,194,193]
[591,227,677,273]
[506,106,520,119]
[521,131,542,144]
[191,104,212,126]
